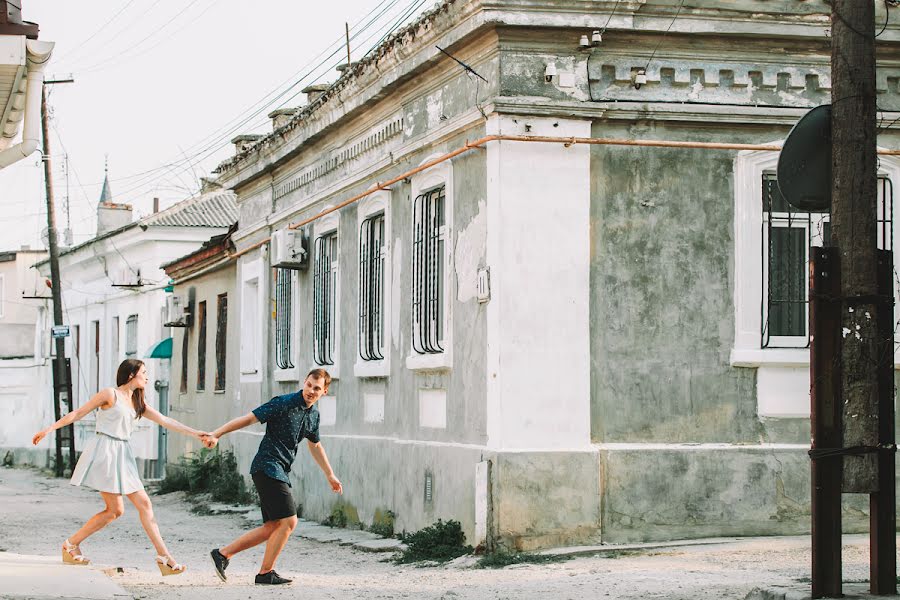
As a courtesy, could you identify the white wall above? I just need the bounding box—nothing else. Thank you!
[485,115,592,450]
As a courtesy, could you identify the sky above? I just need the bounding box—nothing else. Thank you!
[0,0,433,250]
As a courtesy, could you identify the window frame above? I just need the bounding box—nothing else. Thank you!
[196,300,207,391]
[355,190,392,378]
[273,266,299,381]
[406,156,453,372]
[239,256,265,382]
[313,210,340,378]
[215,293,228,392]
[124,314,138,358]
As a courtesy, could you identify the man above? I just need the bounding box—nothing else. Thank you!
[202,368,342,585]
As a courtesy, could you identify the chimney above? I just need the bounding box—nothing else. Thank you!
[267,108,299,131]
[301,84,330,104]
[231,134,263,155]
[152,197,160,214]
[97,202,133,235]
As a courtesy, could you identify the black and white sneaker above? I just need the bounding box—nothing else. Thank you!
[210,548,229,582]
[255,570,292,585]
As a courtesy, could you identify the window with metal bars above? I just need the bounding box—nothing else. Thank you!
[762,173,892,348]
[412,186,445,354]
[274,268,296,370]
[215,293,227,391]
[313,231,338,366]
[359,213,386,361]
[125,314,138,357]
[197,301,207,391]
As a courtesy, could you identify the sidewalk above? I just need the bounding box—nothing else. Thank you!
[0,553,131,600]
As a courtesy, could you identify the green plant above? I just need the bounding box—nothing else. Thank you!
[325,500,360,528]
[156,449,253,504]
[395,519,473,564]
[368,509,396,538]
[476,551,573,569]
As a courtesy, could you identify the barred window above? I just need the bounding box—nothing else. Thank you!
[274,268,296,370]
[313,231,338,366]
[197,301,207,390]
[215,293,227,391]
[412,186,445,354]
[762,173,892,347]
[359,213,386,361]
[125,314,138,357]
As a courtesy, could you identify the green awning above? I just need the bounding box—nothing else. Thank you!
[145,337,173,359]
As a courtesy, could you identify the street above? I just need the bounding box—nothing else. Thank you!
[0,466,884,600]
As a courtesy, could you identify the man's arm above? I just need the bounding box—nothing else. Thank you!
[202,413,258,448]
[307,440,342,494]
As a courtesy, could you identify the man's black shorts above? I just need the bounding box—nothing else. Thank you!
[251,472,296,522]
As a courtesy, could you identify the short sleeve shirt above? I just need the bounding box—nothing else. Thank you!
[249,391,320,485]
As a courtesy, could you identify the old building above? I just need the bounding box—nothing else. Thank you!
[0,247,51,465]
[161,224,238,466]
[34,178,237,476]
[204,0,900,549]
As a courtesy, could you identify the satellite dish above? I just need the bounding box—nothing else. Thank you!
[776,104,832,212]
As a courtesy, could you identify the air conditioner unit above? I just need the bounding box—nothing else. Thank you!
[271,227,309,270]
[164,295,192,327]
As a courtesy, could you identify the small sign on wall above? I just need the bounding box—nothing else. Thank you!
[51,325,70,338]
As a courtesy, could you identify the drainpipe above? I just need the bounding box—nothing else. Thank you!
[0,40,54,169]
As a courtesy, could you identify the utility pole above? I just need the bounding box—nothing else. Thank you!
[41,75,74,477]
[828,0,896,596]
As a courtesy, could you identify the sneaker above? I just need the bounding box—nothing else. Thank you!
[210,548,229,582]
[255,570,292,585]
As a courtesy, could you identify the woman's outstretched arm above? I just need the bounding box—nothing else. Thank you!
[142,404,207,439]
[32,388,115,445]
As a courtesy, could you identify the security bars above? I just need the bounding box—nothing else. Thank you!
[412,186,445,355]
[274,268,295,370]
[314,232,338,365]
[762,174,892,348]
[359,212,386,361]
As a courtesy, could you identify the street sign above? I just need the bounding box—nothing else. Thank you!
[51,325,70,338]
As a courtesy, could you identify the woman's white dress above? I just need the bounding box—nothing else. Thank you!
[70,389,144,495]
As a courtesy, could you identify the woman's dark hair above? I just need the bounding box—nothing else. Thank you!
[116,359,146,419]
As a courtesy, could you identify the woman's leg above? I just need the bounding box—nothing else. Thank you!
[68,492,124,546]
[126,489,172,560]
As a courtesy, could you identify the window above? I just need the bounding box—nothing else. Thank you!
[0,273,4,318]
[125,314,138,357]
[180,330,188,394]
[197,300,207,391]
[359,212,386,361]
[313,231,338,366]
[412,185,446,355]
[110,316,119,373]
[274,268,296,370]
[215,293,227,391]
[240,258,263,380]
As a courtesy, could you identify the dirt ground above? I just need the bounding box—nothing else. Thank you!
[0,466,881,600]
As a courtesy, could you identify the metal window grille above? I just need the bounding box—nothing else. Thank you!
[180,330,188,394]
[125,314,138,357]
[274,268,295,369]
[313,232,338,365]
[197,301,207,391]
[412,186,445,354]
[761,174,892,348]
[215,293,227,391]
[359,213,386,361]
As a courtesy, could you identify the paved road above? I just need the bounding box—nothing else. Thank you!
[0,466,884,600]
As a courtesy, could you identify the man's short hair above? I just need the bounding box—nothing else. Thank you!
[307,368,332,389]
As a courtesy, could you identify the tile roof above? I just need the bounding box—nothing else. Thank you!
[143,189,237,228]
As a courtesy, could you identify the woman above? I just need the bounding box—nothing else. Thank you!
[32,358,206,576]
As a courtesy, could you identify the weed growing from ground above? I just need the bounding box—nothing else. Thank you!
[157,449,254,505]
[395,519,473,564]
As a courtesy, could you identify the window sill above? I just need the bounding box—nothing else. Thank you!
[274,366,300,382]
[732,347,900,370]
[354,360,390,378]
[213,390,226,394]
[314,363,340,380]
[406,352,451,372]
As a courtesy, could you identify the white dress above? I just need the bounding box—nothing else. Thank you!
[69,389,144,495]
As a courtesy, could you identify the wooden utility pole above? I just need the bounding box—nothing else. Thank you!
[829,0,896,596]
[41,77,75,477]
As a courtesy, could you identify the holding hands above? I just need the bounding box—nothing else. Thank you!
[200,434,219,449]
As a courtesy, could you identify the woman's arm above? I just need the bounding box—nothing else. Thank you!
[141,404,206,438]
[32,388,114,445]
